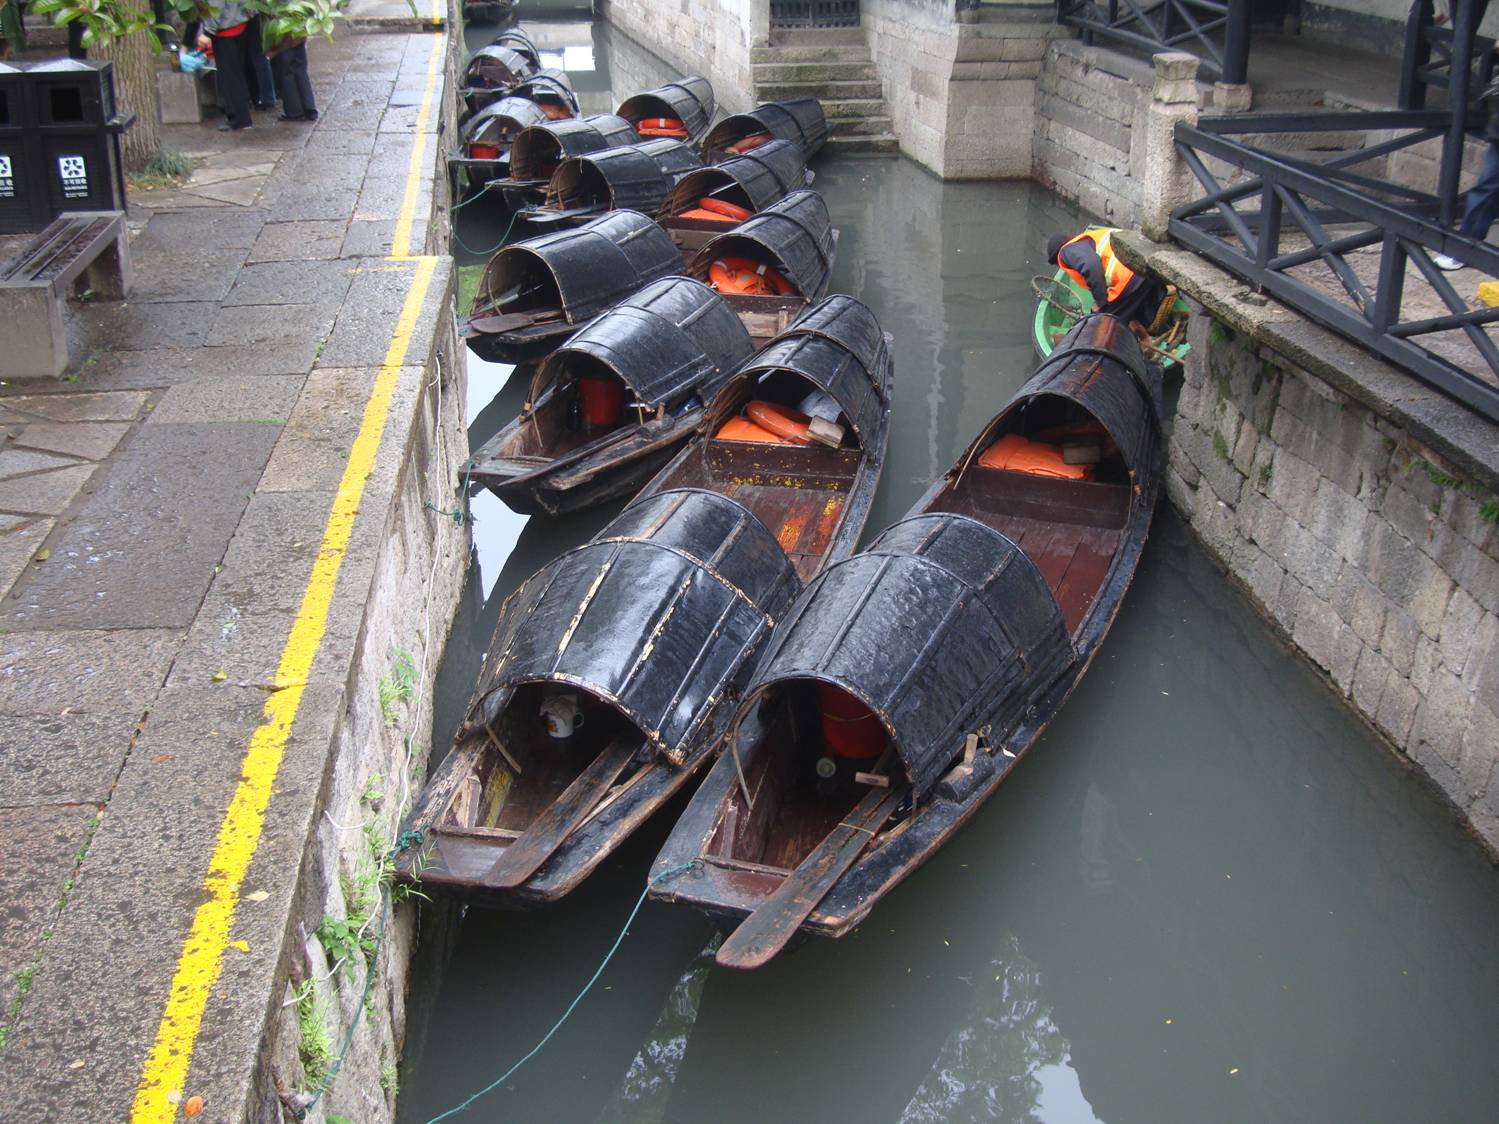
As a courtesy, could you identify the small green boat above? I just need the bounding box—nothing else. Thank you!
[1032,269,1191,370]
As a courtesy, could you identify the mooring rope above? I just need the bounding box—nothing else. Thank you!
[452,208,521,259]
[423,860,702,1123]
[425,459,476,526]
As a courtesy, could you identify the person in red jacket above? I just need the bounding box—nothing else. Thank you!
[1047,228,1170,337]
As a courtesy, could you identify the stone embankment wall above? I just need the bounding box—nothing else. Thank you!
[597,0,759,114]
[1151,271,1499,853]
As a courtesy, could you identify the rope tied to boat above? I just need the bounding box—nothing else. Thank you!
[426,461,476,526]
[424,859,703,1123]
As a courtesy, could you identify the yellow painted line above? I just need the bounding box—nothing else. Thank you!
[392,32,444,261]
[129,30,448,1124]
[430,0,443,27]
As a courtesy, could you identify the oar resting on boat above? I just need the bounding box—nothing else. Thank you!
[650,313,1165,964]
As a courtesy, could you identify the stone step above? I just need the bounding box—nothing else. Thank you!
[820,97,888,119]
[828,114,894,136]
[751,44,872,64]
[770,27,865,46]
[826,133,900,155]
[751,60,876,84]
[757,78,883,101]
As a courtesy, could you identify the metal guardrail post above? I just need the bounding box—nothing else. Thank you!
[1221,0,1249,86]
[1438,0,1478,225]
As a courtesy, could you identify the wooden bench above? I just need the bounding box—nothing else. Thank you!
[0,211,131,379]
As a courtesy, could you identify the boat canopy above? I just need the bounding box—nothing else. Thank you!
[490,27,540,68]
[511,69,579,115]
[962,313,1160,488]
[546,140,703,214]
[738,512,1075,798]
[702,97,827,160]
[688,188,834,302]
[716,294,890,450]
[616,76,717,142]
[480,210,683,325]
[528,277,753,411]
[463,45,535,92]
[510,114,640,181]
[463,489,800,765]
[659,139,808,217]
[462,96,549,147]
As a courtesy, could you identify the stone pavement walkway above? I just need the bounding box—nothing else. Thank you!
[0,23,458,1121]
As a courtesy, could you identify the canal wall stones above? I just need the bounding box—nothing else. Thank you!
[597,0,760,114]
[1116,235,1499,855]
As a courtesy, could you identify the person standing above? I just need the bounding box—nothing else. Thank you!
[198,0,254,131]
[268,36,318,122]
[1435,79,1499,270]
[244,13,278,111]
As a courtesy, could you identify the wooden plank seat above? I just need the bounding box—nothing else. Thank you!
[0,211,131,379]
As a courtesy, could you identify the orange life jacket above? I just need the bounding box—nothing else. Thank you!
[1057,228,1133,305]
[708,256,794,297]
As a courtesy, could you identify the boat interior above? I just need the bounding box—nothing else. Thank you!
[471,250,563,329]
[487,355,669,466]
[651,366,867,581]
[438,682,648,841]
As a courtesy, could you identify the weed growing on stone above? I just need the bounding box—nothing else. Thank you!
[1213,430,1230,462]
[380,1058,400,1096]
[1481,501,1499,525]
[377,649,418,727]
[293,980,335,1086]
[316,914,376,982]
[1258,462,1273,487]
[129,149,198,191]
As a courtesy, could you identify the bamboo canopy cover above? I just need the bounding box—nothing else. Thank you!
[509,114,641,181]
[703,97,827,160]
[660,139,809,217]
[616,76,717,141]
[689,188,836,301]
[547,140,703,214]
[459,489,801,765]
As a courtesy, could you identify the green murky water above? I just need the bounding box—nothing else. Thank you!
[400,15,1499,1123]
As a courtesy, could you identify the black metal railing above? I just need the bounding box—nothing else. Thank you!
[1057,0,1249,83]
[1399,3,1495,110]
[1171,114,1499,423]
[769,0,859,29]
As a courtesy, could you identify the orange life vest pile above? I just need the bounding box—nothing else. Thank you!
[726,133,771,155]
[717,401,814,444]
[637,116,688,138]
[676,198,753,224]
[978,433,1095,480]
[708,256,793,296]
[540,102,574,120]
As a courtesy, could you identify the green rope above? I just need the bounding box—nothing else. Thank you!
[452,208,521,259]
[424,860,702,1123]
[426,460,476,526]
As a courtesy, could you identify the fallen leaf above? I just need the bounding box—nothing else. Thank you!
[68,1059,86,1070]
[184,1095,205,1116]
[211,671,227,683]
[34,548,49,563]
[150,754,173,764]
[246,890,270,903]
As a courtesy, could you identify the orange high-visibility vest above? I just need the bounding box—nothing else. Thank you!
[1058,228,1133,304]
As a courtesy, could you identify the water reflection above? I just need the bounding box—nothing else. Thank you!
[404,15,1499,1124]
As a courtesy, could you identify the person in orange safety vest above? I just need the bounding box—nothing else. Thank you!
[1046,228,1169,336]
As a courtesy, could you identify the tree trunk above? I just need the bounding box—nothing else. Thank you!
[92,0,161,170]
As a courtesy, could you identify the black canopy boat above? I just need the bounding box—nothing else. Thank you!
[657,139,811,256]
[396,296,894,904]
[465,209,682,364]
[462,0,515,25]
[461,44,536,113]
[686,188,836,340]
[524,139,703,226]
[492,114,641,210]
[450,97,550,195]
[466,276,753,515]
[615,76,716,143]
[491,26,540,68]
[649,314,1164,967]
[701,97,827,163]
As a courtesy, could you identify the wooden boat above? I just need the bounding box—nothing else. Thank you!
[523,139,703,227]
[396,296,895,904]
[650,313,1164,967]
[657,138,811,256]
[686,188,836,341]
[492,114,641,211]
[615,77,716,143]
[491,27,540,69]
[466,276,754,515]
[461,44,535,105]
[701,97,827,163]
[450,97,551,195]
[465,209,683,364]
[1034,267,1190,371]
[462,0,516,25]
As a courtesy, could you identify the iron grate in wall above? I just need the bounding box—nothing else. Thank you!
[769,0,860,29]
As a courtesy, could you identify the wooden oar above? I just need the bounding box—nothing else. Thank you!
[466,307,565,335]
[483,736,642,889]
[715,784,906,970]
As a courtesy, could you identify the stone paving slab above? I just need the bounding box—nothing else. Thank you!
[0,712,139,804]
[0,629,183,716]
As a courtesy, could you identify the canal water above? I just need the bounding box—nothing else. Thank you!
[400,15,1499,1123]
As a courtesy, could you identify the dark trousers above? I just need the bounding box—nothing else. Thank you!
[1105,275,1168,330]
[271,44,316,119]
[212,32,253,129]
[1460,141,1499,243]
[244,16,276,108]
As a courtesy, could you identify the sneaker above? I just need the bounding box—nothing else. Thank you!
[1434,253,1463,271]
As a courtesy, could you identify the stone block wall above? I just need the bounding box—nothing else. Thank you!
[1166,314,1499,852]
[597,0,759,114]
[863,0,1066,179]
[1032,39,1155,228]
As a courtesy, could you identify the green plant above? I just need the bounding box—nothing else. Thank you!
[1480,500,1499,525]
[361,773,384,806]
[247,0,342,49]
[1411,455,1463,490]
[293,980,335,1086]
[1212,430,1230,462]
[377,650,418,728]
[0,0,26,57]
[380,1059,399,1096]
[30,0,196,52]
[1258,463,1273,486]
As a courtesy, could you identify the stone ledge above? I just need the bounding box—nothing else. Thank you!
[1114,230,1499,493]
